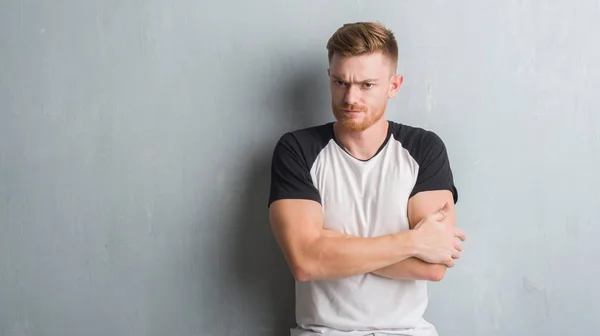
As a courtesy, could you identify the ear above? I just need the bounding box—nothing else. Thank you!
[388,74,404,98]
[327,68,331,77]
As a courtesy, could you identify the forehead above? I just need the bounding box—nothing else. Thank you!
[329,52,393,79]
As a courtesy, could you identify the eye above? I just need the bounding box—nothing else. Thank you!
[363,83,374,89]
[334,80,346,86]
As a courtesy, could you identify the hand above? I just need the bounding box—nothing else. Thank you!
[411,203,466,267]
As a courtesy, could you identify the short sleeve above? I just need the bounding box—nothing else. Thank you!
[409,131,458,204]
[268,133,321,207]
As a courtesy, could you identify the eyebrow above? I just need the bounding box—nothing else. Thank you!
[330,75,378,83]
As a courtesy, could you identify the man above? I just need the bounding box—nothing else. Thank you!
[267,22,466,336]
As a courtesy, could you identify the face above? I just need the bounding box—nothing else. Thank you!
[328,51,403,132]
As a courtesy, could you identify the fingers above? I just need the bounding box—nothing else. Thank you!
[451,250,461,260]
[445,249,461,267]
[454,240,463,252]
[453,228,466,241]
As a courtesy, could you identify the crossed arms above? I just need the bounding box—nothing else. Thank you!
[268,189,466,282]
[371,189,459,281]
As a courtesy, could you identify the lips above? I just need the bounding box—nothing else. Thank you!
[340,106,366,112]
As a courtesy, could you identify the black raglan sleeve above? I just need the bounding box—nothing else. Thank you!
[409,131,458,204]
[268,133,321,207]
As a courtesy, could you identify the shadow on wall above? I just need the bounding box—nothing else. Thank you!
[228,59,327,335]
[280,63,331,130]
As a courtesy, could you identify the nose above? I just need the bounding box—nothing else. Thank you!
[344,85,360,105]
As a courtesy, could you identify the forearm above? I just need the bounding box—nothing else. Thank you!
[372,257,447,281]
[297,230,416,281]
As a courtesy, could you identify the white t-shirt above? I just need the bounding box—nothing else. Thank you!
[268,120,458,336]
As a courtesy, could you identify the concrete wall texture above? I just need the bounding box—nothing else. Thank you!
[1,1,599,335]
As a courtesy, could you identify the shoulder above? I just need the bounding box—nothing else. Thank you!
[388,121,448,161]
[388,121,446,147]
[272,122,334,164]
[275,122,334,148]
[268,124,332,207]
[388,121,458,202]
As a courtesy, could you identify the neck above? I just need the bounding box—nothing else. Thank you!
[333,118,389,161]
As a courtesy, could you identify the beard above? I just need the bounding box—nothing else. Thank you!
[332,102,386,132]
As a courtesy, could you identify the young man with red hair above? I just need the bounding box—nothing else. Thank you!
[268,22,466,336]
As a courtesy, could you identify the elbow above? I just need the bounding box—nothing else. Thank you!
[426,265,447,282]
[292,267,311,282]
[290,258,318,282]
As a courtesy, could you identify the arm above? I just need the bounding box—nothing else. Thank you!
[372,190,457,281]
[269,199,417,282]
[372,130,461,281]
[267,132,418,282]
[267,131,462,282]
